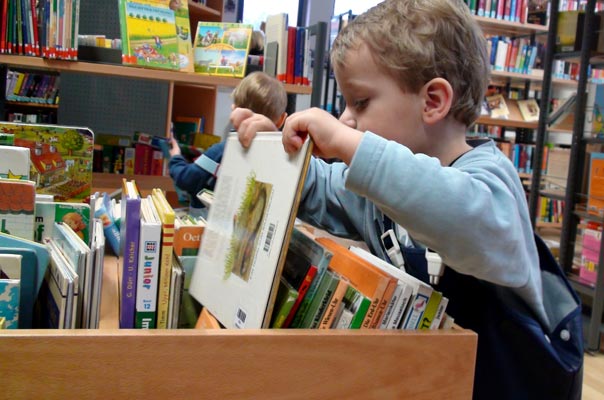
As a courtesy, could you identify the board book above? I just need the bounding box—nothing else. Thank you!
[192,22,253,78]
[0,121,94,202]
[189,132,312,329]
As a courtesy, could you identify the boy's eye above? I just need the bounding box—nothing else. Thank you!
[354,99,368,110]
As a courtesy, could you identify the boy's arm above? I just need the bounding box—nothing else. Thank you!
[168,142,225,195]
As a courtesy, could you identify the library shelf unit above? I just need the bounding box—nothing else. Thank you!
[532,0,604,352]
[0,257,478,400]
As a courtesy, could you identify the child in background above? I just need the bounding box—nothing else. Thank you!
[168,71,288,217]
[231,1,582,398]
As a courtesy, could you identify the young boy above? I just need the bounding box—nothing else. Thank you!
[168,71,287,216]
[232,1,581,398]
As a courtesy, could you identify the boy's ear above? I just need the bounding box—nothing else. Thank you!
[276,112,287,129]
[421,78,453,125]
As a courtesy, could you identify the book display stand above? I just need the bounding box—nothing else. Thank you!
[0,255,477,399]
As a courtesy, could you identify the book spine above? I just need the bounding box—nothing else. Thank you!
[282,265,317,328]
[319,278,348,329]
[120,198,140,328]
[135,222,161,329]
[401,285,432,330]
[418,290,443,330]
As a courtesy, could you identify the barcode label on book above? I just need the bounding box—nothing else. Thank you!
[263,223,276,252]
[234,307,247,329]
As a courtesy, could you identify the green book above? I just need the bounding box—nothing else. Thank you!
[349,289,372,329]
[270,278,299,329]
[300,270,339,329]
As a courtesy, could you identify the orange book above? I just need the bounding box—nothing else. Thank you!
[588,153,604,214]
[316,237,397,329]
[173,217,205,257]
[195,307,221,329]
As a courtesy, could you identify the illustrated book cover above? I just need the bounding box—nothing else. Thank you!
[517,98,540,122]
[0,121,94,202]
[486,94,510,119]
[35,201,91,245]
[118,0,180,70]
[192,21,253,78]
[0,254,22,329]
[189,132,312,329]
[0,179,36,241]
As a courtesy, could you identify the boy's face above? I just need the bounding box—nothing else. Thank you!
[334,44,428,154]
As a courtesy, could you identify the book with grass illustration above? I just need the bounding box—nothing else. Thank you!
[189,132,312,329]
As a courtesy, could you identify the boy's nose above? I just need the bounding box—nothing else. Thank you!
[338,108,357,129]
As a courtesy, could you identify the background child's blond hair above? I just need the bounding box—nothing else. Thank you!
[231,71,288,124]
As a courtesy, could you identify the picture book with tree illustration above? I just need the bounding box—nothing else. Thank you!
[189,132,312,329]
[0,122,94,203]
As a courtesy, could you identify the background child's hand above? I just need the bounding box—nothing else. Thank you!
[282,108,362,164]
[230,107,278,148]
[169,137,181,157]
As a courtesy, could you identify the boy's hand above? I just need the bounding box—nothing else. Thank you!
[282,108,362,164]
[231,107,278,148]
[169,137,181,157]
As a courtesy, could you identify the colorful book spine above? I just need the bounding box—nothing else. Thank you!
[135,198,161,329]
[119,179,141,328]
[151,188,175,329]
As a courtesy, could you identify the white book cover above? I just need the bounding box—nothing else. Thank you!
[135,197,162,329]
[348,246,413,330]
[0,145,30,180]
[348,245,431,330]
[263,13,288,82]
[89,218,105,329]
[52,222,89,328]
[41,239,77,329]
[189,132,312,329]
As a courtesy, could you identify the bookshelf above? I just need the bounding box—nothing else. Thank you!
[0,254,478,399]
[535,0,604,352]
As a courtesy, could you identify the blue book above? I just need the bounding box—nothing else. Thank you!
[119,179,141,328]
[0,248,37,328]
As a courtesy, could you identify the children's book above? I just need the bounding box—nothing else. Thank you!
[0,145,30,179]
[189,132,312,329]
[92,192,120,256]
[35,238,78,329]
[0,254,22,329]
[88,218,105,329]
[168,255,184,329]
[0,121,94,202]
[486,94,510,119]
[35,201,91,245]
[135,197,162,329]
[0,179,36,241]
[173,214,205,257]
[0,232,49,297]
[517,99,540,122]
[193,22,253,78]
[0,249,37,328]
[119,179,142,328]
[151,188,175,329]
[118,0,180,70]
[52,222,91,329]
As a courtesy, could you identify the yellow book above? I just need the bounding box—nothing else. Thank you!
[151,188,175,328]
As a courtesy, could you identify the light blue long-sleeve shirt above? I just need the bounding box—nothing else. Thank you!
[297,131,547,325]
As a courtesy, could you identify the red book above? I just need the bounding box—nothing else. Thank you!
[282,265,318,328]
[286,26,296,84]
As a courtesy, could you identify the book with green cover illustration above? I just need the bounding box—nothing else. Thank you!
[118,0,180,70]
[193,22,253,78]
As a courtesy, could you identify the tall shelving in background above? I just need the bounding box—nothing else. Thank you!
[533,0,604,352]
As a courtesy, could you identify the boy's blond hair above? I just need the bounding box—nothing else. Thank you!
[331,0,490,127]
[231,71,287,123]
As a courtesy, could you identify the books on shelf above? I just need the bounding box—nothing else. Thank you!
[192,22,253,78]
[585,83,604,138]
[189,132,312,329]
[588,152,604,215]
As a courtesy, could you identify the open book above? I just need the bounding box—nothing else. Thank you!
[189,132,312,329]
